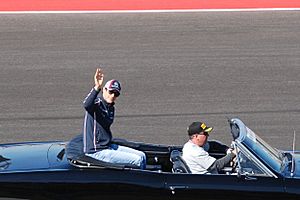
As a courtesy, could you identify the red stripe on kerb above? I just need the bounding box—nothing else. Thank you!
[1,0,300,11]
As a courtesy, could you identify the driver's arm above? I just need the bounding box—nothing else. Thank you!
[207,152,235,173]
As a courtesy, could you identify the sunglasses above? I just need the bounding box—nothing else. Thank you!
[201,132,209,136]
[108,90,120,97]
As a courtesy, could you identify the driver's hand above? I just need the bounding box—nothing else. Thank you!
[226,147,236,155]
[231,148,237,156]
[227,141,237,156]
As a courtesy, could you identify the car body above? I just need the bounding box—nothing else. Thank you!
[0,118,299,200]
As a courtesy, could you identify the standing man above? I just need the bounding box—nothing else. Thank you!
[66,68,146,169]
[182,121,236,174]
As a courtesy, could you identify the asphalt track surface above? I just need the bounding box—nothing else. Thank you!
[0,11,299,151]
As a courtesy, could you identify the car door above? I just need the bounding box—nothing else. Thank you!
[165,173,285,200]
[165,148,286,200]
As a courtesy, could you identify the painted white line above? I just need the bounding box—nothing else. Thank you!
[0,8,300,14]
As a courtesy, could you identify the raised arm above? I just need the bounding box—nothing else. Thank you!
[83,68,104,111]
[94,68,104,91]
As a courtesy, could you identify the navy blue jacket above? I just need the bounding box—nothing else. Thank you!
[66,88,115,159]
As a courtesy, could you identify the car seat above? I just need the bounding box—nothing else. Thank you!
[170,150,191,173]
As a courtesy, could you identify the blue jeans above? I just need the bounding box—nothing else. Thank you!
[87,143,146,169]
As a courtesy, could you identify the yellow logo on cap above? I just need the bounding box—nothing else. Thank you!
[201,123,207,130]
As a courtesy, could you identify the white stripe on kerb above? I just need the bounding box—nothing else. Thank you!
[0,8,300,14]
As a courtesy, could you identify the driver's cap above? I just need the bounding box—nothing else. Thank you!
[187,122,213,136]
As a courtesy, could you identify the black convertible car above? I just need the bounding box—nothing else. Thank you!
[0,118,299,199]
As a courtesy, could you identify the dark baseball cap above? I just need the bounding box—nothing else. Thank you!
[187,121,213,136]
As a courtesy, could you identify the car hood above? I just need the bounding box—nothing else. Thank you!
[0,141,62,172]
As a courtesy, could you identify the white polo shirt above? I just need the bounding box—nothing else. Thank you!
[182,141,216,174]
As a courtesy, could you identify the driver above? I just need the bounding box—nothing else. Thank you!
[182,121,236,174]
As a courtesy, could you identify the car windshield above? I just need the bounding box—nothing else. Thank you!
[245,127,282,172]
